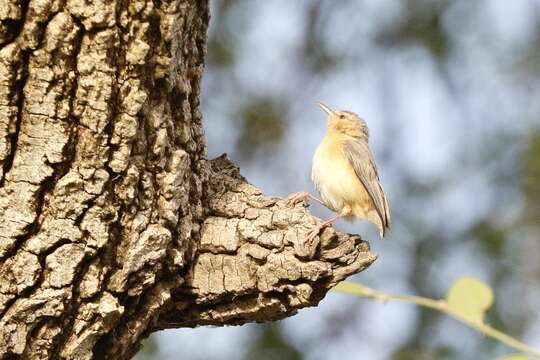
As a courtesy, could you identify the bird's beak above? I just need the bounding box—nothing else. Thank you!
[317,102,333,115]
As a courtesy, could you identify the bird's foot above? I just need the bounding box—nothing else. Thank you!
[305,222,333,242]
[305,214,342,242]
[286,191,311,206]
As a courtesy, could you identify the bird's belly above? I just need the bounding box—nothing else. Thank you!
[312,146,371,215]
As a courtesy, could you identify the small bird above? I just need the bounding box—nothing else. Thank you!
[289,102,391,239]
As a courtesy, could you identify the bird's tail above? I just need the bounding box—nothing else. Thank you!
[352,205,386,239]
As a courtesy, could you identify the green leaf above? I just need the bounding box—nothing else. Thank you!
[498,355,530,360]
[446,276,494,323]
[333,282,370,297]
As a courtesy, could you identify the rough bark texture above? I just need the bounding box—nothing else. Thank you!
[0,0,375,359]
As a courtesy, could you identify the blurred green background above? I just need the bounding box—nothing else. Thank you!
[136,1,540,359]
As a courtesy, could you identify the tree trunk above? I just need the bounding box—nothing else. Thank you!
[0,0,375,359]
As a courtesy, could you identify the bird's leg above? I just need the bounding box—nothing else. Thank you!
[305,214,343,242]
[287,191,326,207]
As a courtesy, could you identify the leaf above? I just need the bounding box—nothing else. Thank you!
[498,355,530,360]
[446,276,494,323]
[333,282,370,297]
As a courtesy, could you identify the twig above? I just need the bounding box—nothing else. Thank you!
[334,281,540,358]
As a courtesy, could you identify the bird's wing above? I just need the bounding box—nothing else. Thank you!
[343,139,391,231]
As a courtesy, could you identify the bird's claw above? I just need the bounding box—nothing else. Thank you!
[286,191,311,206]
[305,222,332,242]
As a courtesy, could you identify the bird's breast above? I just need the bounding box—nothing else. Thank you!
[311,137,371,214]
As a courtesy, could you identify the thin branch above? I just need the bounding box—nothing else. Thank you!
[334,281,540,358]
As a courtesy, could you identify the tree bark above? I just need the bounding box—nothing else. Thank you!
[0,0,375,359]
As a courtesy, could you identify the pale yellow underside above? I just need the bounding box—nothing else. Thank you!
[312,134,383,235]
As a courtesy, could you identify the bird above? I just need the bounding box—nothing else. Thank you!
[288,102,391,240]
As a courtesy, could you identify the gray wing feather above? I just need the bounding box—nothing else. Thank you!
[343,139,391,232]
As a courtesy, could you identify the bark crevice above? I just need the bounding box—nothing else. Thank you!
[0,48,28,188]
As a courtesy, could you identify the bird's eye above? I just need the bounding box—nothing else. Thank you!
[339,114,345,119]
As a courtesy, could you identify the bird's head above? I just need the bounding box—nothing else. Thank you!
[317,102,369,139]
